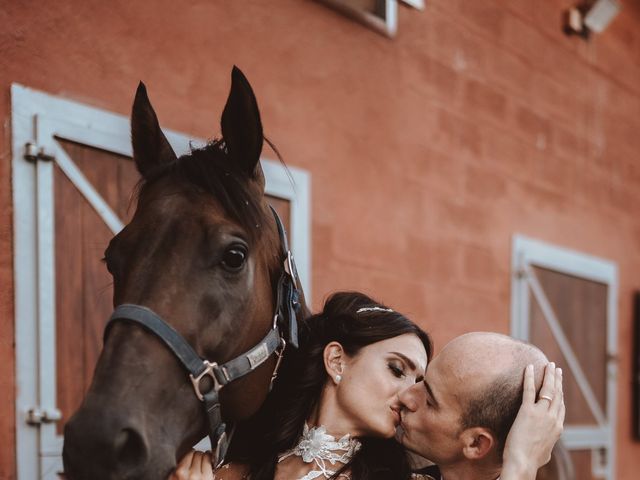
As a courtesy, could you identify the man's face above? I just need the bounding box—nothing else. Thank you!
[396,349,475,463]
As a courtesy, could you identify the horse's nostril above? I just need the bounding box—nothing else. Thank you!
[114,427,148,471]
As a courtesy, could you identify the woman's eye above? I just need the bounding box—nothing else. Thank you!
[388,363,405,378]
[221,247,247,271]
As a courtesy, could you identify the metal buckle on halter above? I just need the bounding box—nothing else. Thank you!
[213,429,229,469]
[189,360,225,402]
[284,250,297,282]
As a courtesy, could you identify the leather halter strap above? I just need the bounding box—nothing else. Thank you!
[106,304,283,393]
[270,205,300,349]
[103,207,301,468]
[105,304,284,465]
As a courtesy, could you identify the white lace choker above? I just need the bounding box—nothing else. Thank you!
[278,423,362,480]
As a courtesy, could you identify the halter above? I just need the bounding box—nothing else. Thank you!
[103,206,301,468]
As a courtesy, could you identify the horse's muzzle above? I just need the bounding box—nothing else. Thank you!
[63,405,172,480]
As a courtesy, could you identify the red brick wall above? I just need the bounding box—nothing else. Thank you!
[1,1,639,478]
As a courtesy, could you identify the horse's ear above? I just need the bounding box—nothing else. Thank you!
[131,82,177,178]
[221,66,264,178]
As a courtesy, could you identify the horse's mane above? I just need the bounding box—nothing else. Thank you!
[134,139,273,244]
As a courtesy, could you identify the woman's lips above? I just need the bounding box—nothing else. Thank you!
[391,407,401,426]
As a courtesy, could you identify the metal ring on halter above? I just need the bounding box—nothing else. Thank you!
[539,395,553,403]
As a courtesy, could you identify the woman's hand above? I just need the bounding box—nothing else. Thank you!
[502,362,565,480]
[169,450,214,480]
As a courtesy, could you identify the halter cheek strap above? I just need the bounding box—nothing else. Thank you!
[104,304,284,466]
[270,205,300,349]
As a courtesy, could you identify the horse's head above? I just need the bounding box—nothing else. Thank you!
[63,67,301,479]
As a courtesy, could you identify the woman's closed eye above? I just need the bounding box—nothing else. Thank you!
[387,362,405,378]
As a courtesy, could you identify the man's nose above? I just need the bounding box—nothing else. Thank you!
[398,384,419,412]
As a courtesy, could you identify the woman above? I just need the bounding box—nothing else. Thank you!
[172,291,562,480]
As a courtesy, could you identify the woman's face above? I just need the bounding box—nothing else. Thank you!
[335,333,428,439]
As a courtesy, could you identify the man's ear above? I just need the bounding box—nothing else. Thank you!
[323,342,346,385]
[460,427,496,461]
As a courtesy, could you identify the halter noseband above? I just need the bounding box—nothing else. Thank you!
[103,206,301,468]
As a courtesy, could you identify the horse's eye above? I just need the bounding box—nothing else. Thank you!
[221,247,247,271]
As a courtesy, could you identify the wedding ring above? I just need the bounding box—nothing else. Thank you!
[539,395,553,403]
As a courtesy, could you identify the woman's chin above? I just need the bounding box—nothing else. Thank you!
[382,422,399,439]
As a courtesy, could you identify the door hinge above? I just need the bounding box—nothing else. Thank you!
[24,142,55,163]
[26,406,62,425]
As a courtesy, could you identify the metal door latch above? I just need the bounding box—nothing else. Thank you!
[24,142,55,163]
[26,407,62,425]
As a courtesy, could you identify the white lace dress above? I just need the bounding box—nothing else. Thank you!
[277,424,361,480]
[214,424,436,480]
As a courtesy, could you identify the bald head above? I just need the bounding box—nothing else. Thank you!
[441,332,548,390]
[439,332,548,458]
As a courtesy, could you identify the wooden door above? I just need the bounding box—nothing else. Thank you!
[529,267,609,480]
[54,140,138,438]
[512,236,617,480]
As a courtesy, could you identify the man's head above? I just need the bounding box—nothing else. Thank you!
[398,332,548,468]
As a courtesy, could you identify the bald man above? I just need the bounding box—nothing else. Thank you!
[398,333,564,480]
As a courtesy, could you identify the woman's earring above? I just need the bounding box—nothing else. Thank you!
[335,374,342,384]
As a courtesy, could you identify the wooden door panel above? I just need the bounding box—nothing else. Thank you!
[568,450,603,480]
[54,164,87,436]
[530,298,598,425]
[54,144,134,435]
[59,140,139,222]
[531,266,608,414]
[79,203,115,391]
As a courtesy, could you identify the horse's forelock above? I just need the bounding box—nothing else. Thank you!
[134,139,276,250]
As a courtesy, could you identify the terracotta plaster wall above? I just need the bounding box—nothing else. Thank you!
[2,0,640,478]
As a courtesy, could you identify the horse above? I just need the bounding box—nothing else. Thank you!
[63,67,307,480]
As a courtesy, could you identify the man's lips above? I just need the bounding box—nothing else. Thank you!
[395,411,408,442]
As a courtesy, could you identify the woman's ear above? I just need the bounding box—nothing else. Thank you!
[323,341,346,385]
[460,427,495,461]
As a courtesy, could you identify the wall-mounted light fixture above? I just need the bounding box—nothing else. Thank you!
[564,0,622,38]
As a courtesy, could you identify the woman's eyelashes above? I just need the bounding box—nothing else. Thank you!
[387,361,405,378]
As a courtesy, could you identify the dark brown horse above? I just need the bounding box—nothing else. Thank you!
[63,67,306,479]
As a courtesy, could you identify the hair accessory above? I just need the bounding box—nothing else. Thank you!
[278,423,362,479]
[356,306,394,314]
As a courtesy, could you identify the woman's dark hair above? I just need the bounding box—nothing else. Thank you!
[227,291,433,480]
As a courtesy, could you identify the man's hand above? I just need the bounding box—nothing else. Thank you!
[502,363,565,479]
